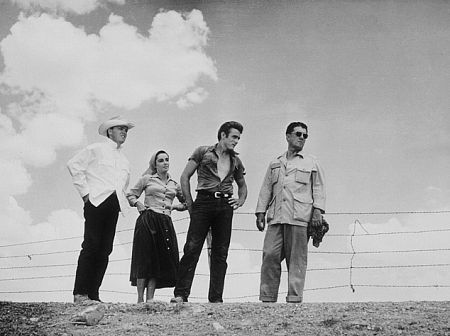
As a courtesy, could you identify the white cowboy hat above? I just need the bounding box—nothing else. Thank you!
[98,116,135,137]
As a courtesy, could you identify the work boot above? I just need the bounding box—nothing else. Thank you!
[74,294,90,304]
[170,296,186,304]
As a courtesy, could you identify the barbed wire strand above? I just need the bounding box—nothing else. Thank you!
[1,212,450,300]
[4,246,450,260]
[2,209,450,249]
[236,210,450,216]
[2,261,450,274]
[2,284,450,299]
[1,226,450,251]
[349,219,357,293]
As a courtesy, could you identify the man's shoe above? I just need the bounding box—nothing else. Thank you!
[89,295,103,303]
[170,296,186,304]
[74,294,90,304]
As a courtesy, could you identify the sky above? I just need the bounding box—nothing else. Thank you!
[1,0,450,304]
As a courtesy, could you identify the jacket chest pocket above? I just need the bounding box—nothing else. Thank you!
[270,162,281,184]
[293,193,313,222]
[295,169,311,184]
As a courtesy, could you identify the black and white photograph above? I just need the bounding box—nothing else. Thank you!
[0,0,449,334]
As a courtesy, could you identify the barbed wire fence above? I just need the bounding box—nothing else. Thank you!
[0,210,449,302]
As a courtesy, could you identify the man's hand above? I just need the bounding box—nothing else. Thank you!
[185,201,193,216]
[228,198,243,210]
[311,208,323,228]
[82,194,89,204]
[171,203,187,211]
[255,212,266,232]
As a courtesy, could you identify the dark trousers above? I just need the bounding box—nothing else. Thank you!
[174,194,233,302]
[73,193,120,300]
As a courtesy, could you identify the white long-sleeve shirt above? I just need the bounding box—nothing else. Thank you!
[67,138,131,212]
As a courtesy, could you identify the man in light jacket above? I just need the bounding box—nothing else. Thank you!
[255,122,326,303]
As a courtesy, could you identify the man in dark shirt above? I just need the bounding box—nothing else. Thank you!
[171,121,248,303]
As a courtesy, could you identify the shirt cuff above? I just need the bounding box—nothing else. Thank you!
[313,206,325,214]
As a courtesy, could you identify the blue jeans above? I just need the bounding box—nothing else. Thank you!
[174,194,233,302]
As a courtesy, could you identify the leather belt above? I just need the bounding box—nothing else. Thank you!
[198,190,232,199]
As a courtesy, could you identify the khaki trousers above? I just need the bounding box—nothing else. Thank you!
[259,224,308,303]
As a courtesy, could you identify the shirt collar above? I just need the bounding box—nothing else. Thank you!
[149,172,175,183]
[293,151,304,158]
[212,143,239,157]
[105,137,122,150]
[278,151,304,161]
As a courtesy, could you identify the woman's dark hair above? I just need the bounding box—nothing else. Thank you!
[142,150,169,176]
[154,150,168,162]
[217,121,244,141]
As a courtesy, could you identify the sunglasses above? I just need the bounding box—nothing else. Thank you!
[292,131,308,139]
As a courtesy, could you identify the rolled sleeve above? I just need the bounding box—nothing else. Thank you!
[233,156,246,180]
[189,146,206,164]
[126,176,148,206]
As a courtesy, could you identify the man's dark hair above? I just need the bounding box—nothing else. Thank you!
[286,122,308,134]
[217,121,244,141]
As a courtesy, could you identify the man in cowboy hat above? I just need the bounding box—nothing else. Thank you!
[67,116,134,303]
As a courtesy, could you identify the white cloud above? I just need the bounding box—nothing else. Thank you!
[0,159,32,196]
[11,0,125,15]
[0,197,32,244]
[0,9,216,195]
[176,87,209,109]
[0,202,84,251]
[0,206,86,302]
[0,8,217,302]
[1,11,216,116]
[31,208,84,239]
[1,110,84,167]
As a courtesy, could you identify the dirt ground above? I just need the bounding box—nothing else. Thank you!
[1,300,449,336]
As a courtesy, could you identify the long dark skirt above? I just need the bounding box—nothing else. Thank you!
[129,209,179,288]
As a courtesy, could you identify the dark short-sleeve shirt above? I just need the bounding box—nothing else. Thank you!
[189,144,246,194]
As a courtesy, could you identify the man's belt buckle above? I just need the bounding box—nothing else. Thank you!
[214,192,229,198]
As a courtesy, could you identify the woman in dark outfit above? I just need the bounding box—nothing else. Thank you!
[127,150,187,303]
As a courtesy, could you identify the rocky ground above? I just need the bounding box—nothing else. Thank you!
[1,300,449,336]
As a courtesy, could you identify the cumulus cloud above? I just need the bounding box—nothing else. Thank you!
[0,197,32,244]
[176,87,209,109]
[0,206,87,302]
[1,11,216,116]
[11,0,125,15]
[0,9,217,301]
[0,9,216,197]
